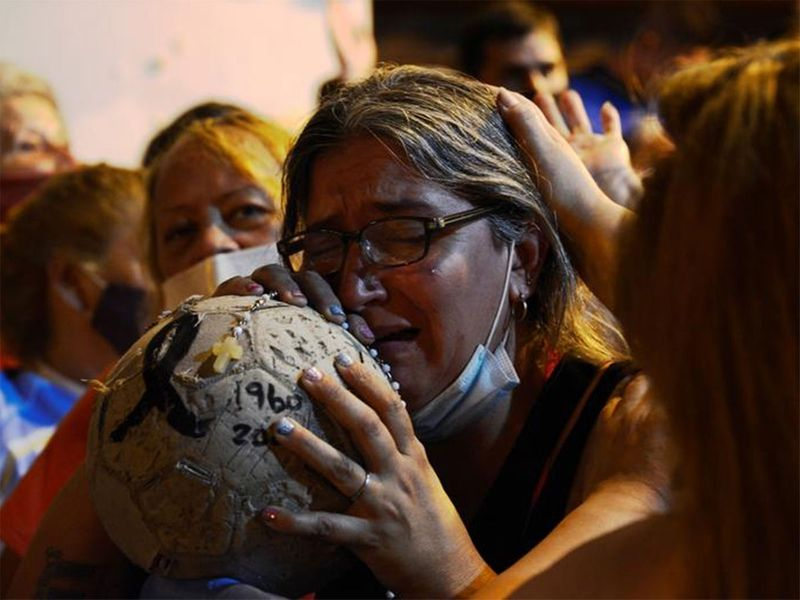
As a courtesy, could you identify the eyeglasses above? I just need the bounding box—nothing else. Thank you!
[278,205,499,275]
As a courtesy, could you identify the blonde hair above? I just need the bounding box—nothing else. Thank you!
[0,164,145,364]
[0,61,59,107]
[620,40,799,597]
[145,110,291,282]
[284,64,627,366]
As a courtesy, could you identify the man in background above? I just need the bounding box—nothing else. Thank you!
[460,1,568,99]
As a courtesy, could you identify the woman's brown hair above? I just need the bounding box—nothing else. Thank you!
[1,164,145,365]
[620,40,799,597]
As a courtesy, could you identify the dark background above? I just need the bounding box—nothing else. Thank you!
[374,0,798,70]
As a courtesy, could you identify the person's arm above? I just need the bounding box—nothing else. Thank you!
[257,358,673,599]
[497,88,637,312]
[7,463,143,598]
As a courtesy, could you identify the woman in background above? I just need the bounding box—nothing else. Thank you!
[480,39,798,597]
[0,164,148,504]
[2,104,291,597]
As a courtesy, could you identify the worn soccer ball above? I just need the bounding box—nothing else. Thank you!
[86,295,383,596]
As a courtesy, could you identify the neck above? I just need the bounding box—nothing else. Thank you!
[426,352,544,522]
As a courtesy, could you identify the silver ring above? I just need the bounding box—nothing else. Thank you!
[265,290,279,300]
[349,471,372,503]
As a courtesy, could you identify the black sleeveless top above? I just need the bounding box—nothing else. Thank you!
[468,357,636,571]
[319,357,636,598]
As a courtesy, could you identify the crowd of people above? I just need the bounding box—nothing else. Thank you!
[0,2,797,598]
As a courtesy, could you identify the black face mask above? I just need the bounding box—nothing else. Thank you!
[90,283,150,355]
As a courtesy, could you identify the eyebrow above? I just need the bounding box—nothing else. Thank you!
[311,197,438,230]
[158,185,271,215]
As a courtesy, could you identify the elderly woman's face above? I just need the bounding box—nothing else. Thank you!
[152,133,281,279]
[305,136,512,410]
[0,95,71,178]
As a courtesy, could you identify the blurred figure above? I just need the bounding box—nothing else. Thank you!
[491,39,798,597]
[1,104,290,597]
[0,62,76,221]
[460,1,567,98]
[147,108,288,286]
[460,1,645,145]
[0,164,148,503]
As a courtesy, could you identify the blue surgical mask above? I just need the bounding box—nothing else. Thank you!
[411,243,520,443]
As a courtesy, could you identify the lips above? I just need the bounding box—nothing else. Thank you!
[374,328,418,343]
[372,327,419,357]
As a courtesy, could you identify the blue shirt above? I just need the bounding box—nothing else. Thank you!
[0,369,81,503]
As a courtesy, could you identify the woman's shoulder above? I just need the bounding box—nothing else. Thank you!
[568,373,674,515]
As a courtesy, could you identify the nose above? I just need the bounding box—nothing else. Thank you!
[525,71,548,97]
[194,223,240,262]
[334,242,387,312]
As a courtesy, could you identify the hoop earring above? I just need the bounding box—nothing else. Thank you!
[514,298,528,322]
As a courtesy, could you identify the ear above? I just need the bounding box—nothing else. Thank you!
[510,225,549,305]
[48,255,95,314]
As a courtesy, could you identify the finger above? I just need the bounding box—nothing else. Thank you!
[250,264,308,307]
[533,91,569,137]
[334,352,419,455]
[345,313,375,345]
[261,506,372,547]
[293,270,348,324]
[497,88,574,192]
[213,275,265,297]
[600,101,623,138]
[559,90,593,135]
[299,365,398,469]
[271,416,368,500]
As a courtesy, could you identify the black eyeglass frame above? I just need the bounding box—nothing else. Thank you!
[277,204,500,274]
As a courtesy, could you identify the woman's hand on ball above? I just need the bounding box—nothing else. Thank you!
[212,264,375,345]
[261,353,492,598]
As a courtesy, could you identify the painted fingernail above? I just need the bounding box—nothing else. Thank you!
[247,283,264,294]
[329,305,345,317]
[356,322,375,342]
[275,417,294,435]
[262,507,280,522]
[335,352,353,368]
[303,366,323,382]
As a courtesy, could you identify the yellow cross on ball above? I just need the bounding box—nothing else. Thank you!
[211,335,244,373]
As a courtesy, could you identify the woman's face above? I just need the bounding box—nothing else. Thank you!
[305,136,513,410]
[0,94,71,179]
[152,132,281,279]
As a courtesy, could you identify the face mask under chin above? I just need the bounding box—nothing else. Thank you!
[410,241,521,442]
